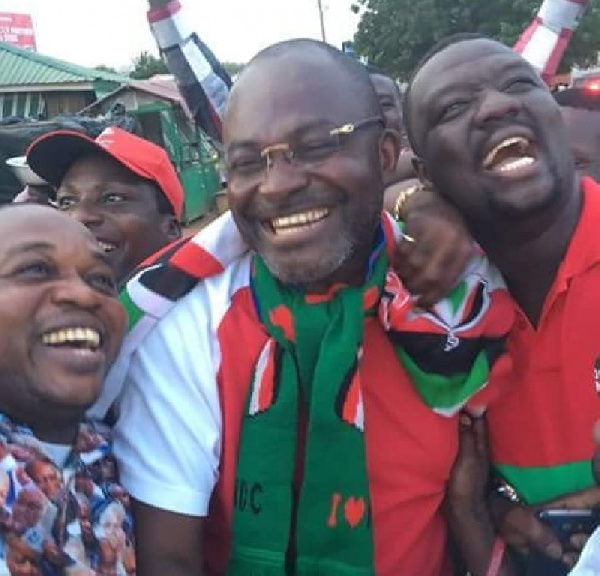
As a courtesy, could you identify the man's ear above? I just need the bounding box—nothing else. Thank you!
[160,215,182,242]
[412,156,433,188]
[379,129,402,180]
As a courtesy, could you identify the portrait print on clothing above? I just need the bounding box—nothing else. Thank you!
[0,416,135,576]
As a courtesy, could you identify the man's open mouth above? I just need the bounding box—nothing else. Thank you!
[482,136,537,174]
[267,208,330,235]
[41,327,102,351]
[96,240,117,253]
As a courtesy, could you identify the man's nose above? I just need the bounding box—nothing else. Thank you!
[258,152,309,198]
[474,89,522,125]
[69,200,104,228]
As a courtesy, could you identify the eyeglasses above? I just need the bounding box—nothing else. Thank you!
[225,117,384,186]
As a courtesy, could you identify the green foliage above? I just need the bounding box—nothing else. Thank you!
[353,0,600,80]
[222,62,246,77]
[129,51,169,80]
[94,64,118,74]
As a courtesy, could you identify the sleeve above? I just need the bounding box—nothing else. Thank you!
[513,0,591,80]
[112,286,221,516]
[147,0,232,142]
[382,253,515,416]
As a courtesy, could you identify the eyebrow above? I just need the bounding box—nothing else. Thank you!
[1,241,113,269]
[226,118,339,154]
[2,241,53,259]
[424,60,536,108]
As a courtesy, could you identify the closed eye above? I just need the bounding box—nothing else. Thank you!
[437,100,469,123]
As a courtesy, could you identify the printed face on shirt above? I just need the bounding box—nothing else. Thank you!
[407,38,574,241]
[28,460,62,502]
[6,537,41,576]
[224,43,399,289]
[56,154,179,285]
[11,488,45,534]
[0,205,126,417]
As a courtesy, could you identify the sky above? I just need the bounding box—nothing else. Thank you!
[0,0,361,70]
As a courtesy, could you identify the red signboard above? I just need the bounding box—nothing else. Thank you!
[0,13,36,51]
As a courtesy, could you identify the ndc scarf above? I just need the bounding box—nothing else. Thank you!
[229,242,388,575]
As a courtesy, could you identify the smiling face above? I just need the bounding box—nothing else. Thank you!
[224,44,397,289]
[56,154,178,285]
[0,205,126,422]
[408,38,574,242]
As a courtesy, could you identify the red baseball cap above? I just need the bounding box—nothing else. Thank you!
[26,126,184,219]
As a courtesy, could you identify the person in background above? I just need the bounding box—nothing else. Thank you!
[554,87,600,181]
[6,156,55,206]
[26,127,183,286]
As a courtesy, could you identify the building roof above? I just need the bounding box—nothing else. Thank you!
[0,41,130,88]
[81,76,193,118]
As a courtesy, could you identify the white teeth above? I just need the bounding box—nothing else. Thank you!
[498,156,535,172]
[483,137,530,168]
[271,209,329,232]
[41,327,101,348]
[97,241,116,253]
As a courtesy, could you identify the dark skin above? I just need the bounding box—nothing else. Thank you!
[408,38,588,571]
[0,205,125,444]
[560,106,600,182]
[56,154,181,286]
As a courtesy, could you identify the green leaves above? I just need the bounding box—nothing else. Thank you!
[353,0,600,80]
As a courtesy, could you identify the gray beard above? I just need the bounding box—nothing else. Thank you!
[262,233,356,287]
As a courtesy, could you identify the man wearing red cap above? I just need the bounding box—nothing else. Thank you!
[26,127,183,285]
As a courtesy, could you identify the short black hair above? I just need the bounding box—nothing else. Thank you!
[238,38,381,118]
[403,32,488,152]
[554,87,600,112]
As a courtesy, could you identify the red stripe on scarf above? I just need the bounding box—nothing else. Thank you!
[269,305,295,342]
[342,371,362,429]
[170,241,225,277]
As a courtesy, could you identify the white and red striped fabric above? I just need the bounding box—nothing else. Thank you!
[514,0,591,80]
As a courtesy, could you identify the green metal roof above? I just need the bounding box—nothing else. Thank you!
[0,41,131,88]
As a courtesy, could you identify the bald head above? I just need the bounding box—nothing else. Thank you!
[225,39,380,141]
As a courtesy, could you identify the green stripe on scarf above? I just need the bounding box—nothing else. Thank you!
[229,248,388,575]
[120,287,144,332]
[495,460,594,505]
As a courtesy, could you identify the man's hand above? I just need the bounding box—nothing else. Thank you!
[491,422,600,570]
[445,414,515,576]
[390,186,477,308]
[447,413,490,509]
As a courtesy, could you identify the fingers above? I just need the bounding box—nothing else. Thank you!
[394,219,476,308]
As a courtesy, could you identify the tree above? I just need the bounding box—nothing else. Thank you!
[129,51,169,80]
[94,64,118,74]
[222,62,246,77]
[353,0,600,80]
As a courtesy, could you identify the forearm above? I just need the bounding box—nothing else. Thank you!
[447,502,515,576]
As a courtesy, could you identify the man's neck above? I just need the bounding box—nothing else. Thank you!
[481,180,583,326]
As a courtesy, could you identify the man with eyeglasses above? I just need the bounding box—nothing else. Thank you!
[106,39,514,576]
